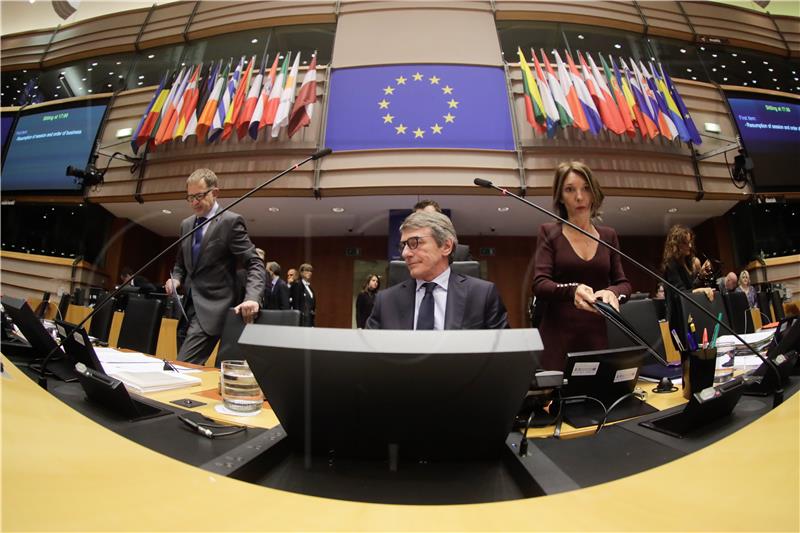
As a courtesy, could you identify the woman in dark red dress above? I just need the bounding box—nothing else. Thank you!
[532,162,632,371]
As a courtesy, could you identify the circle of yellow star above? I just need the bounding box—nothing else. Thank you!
[447,99,459,109]
[396,76,407,85]
[395,124,407,134]
[412,72,424,81]
[443,113,455,123]
[378,99,390,109]
[430,123,443,134]
[382,113,394,123]
[442,85,453,94]
[383,86,395,95]
[413,128,425,138]
[428,76,440,85]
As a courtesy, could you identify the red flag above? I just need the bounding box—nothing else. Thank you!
[237,54,268,139]
[264,52,290,126]
[222,55,254,141]
[288,55,318,138]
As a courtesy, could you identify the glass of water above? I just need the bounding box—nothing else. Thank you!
[220,360,263,414]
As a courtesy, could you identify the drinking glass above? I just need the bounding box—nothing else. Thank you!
[220,360,263,413]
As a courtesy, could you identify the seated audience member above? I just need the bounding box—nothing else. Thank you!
[366,210,507,330]
[532,161,631,371]
[413,199,472,261]
[355,273,381,329]
[119,266,157,294]
[654,283,665,300]
[736,269,757,308]
[718,271,738,296]
[264,261,291,310]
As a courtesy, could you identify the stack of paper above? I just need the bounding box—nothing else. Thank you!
[716,330,775,358]
[93,347,201,393]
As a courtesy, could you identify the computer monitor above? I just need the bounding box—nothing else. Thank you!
[239,326,543,460]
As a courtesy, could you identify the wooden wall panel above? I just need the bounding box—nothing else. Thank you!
[137,2,197,50]
[637,1,693,41]
[774,16,800,58]
[187,1,337,40]
[495,1,644,33]
[0,30,54,71]
[682,1,786,56]
[0,251,108,302]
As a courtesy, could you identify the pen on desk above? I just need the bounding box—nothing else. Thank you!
[686,331,696,351]
[710,313,723,349]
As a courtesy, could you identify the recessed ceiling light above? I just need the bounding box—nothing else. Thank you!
[686,68,692,73]
[768,68,774,72]
[731,53,737,57]
[699,46,705,51]
[741,60,746,64]
[691,77,697,80]
[679,48,686,54]
[723,77,728,81]
[497,207,510,212]
[116,61,122,65]
[88,89,93,93]
[268,207,280,212]
[747,70,752,74]
[138,75,145,79]
[81,77,86,81]
[614,44,622,49]
[251,38,258,44]
[619,206,631,212]
[667,207,678,213]
[577,34,584,39]
[108,72,114,75]
[712,68,717,72]
[332,207,345,213]
[161,209,172,215]
[721,64,726,69]
[148,54,155,59]
[763,61,769,65]
[92,62,98,66]
[137,82,143,86]
[712,53,717,58]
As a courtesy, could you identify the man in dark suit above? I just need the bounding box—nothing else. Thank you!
[290,263,316,327]
[413,199,473,261]
[165,168,266,364]
[366,211,507,330]
[264,261,291,310]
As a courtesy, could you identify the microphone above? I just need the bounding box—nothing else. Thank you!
[36,148,332,390]
[474,177,785,408]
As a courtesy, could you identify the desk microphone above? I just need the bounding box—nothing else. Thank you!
[473,177,784,408]
[36,148,333,390]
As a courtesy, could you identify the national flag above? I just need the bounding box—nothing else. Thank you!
[237,54,267,139]
[583,52,626,135]
[600,54,635,137]
[172,63,202,141]
[222,55,255,141]
[564,50,601,134]
[272,52,301,138]
[288,54,319,138]
[613,55,648,138]
[131,71,169,154]
[325,64,514,151]
[184,61,219,141]
[152,67,188,146]
[517,48,546,133]
[249,55,279,139]
[625,58,660,139]
[531,49,560,136]
[196,60,229,141]
[543,50,575,128]
[209,56,243,143]
[264,52,290,126]
[639,60,678,139]
[652,63,691,143]
[661,65,702,144]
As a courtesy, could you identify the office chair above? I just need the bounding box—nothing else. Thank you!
[680,291,730,342]
[771,291,786,321]
[215,308,302,368]
[88,295,116,343]
[757,291,773,323]
[117,295,165,354]
[606,298,668,361]
[723,292,755,334]
[386,260,482,288]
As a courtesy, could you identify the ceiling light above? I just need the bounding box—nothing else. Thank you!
[679,48,686,53]
[723,77,728,81]
[712,68,717,72]
[776,86,780,90]
[88,89,93,93]
[108,72,114,75]
[138,75,145,79]
[721,64,726,69]
[741,60,746,64]
[332,207,345,213]
[81,77,86,81]
[614,44,622,49]
[268,207,280,212]
[747,70,752,74]
[691,77,697,80]
[577,34,584,39]
[768,68,774,72]
[116,61,122,65]
[161,209,172,215]
[763,61,769,65]
[667,207,678,213]
[619,206,631,212]
[147,54,155,59]
[699,46,705,51]
[137,82,143,86]
[731,53,737,57]
[497,207,510,212]
[92,62,98,66]
[773,78,778,82]
[251,38,258,44]
[87,68,92,72]
[711,53,717,58]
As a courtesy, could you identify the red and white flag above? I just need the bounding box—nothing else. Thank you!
[288,55,318,138]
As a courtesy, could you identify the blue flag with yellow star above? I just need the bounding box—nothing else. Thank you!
[325,65,514,151]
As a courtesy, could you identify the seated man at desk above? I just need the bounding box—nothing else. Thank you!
[366,210,508,330]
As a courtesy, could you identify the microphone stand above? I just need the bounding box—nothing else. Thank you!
[474,178,784,408]
[36,148,333,389]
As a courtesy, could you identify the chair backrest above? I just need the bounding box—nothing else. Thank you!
[88,296,116,342]
[771,291,786,321]
[680,292,730,342]
[117,295,164,354]
[215,308,302,368]
[723,291,755,334]
[757,291,772,322]
[387,260,482,288]
[606,298,668,363]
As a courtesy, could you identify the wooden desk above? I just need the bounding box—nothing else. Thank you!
[2,356,798,532]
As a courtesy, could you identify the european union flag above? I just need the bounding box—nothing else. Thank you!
[325,65,514,151]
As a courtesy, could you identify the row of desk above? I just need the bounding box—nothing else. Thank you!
[2,346,798,531]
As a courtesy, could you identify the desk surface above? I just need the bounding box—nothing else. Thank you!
[2,356,798,532]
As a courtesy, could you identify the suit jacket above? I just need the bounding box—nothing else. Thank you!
[265,277,291,310]
[172,210,266,336]
[365,272,508,330]
[290,280,316,326]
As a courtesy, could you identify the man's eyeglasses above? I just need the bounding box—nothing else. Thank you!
[186,189,214,203]
[399,236,425,253]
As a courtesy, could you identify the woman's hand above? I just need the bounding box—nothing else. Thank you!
[693,287,715,302]
[593,289,620,312]
[574,284,597,313]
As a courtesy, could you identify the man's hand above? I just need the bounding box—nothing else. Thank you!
[234,300,260,323]
[593,289,620,311]
[164,278,180,296]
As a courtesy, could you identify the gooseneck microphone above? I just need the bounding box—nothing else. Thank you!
[36,148,334,389]
[473,177,784,408]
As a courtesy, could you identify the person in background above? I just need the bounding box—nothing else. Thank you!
[119,266,157,294]
[532,162,631,371]
[661,224,715,343]
[737,269,758,308]
[286,268,298,307]
[413,199,472,261]
[718,271,738,296]
[291,263,316,327]
[654,283,665,300]
[264,261,291,310]
[165,168,266,365]
[355,273,381,329]
[367,211,507,330]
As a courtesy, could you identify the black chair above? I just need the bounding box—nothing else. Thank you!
[757,291,773,323]
[387,260,482,288]
[215,308,302,368]
[606,298,668,361]
[88,296,116,343]
[723,292,755,334]
[57,293,71,320]
[771,291,786,321]
[680,292,730,343]
[117,295,165,354]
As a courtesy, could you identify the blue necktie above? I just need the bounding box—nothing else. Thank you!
[416,282,436,330]
[192,216,206,266]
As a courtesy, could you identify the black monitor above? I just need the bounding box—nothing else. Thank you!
[0,295,75,381]
[53,319,103,372]
[239,326,542,460]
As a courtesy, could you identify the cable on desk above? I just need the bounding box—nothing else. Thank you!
[552,395,607,439]
[178,415,247,439]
